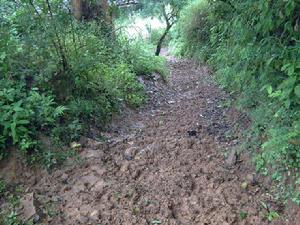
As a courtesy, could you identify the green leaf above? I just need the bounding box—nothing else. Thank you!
[53,106,67,117]
[281,63,295,76]
[260,201,268,209]
[294,85,300,98]
[11,122,17,144]
[17,126,28,133]
[0,52,6,61]
[267,85,273,95]
[267,211,279,221]
[17,120,30,125]
[239,211,248,220]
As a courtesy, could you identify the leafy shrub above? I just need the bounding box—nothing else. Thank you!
[176,0,300,203]
[148,28,171,47]
[173,0,213,61]
[0,0,169,166]
[125,39,168,80]
[0,79,65,157]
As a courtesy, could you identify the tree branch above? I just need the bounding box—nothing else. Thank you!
[45,0,69,71]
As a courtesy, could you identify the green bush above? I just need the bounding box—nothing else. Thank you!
[173,0,213,61]
[176,0,300,203]
[0,0,167,166]
[0,79,65,156]
[148,28,171,47]
[125,39,168,80]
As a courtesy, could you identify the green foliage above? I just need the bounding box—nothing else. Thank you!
[260,201,280,221]
[0,179,6,196]
[0,182,22,225]
[0,0,168,166]
[0,79,64,156]
[176,0,300,203]
[148,28,171,47]
[266,211,280,222]
[125,39,169,80]
[174,0,213,61]
[139,0,189,18]
[2,211,20,225]
[239,211,248,220]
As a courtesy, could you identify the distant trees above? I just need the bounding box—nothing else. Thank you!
[154,3,179,55]
[139,0,188,55]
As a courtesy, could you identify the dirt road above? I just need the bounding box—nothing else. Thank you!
[7,55,299,225]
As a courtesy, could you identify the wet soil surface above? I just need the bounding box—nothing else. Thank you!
[2,55,299,225]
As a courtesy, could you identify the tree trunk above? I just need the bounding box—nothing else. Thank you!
[155,25,171,56]
[71,0,111,22]
[100,0,112,23]
[71,0,83,20]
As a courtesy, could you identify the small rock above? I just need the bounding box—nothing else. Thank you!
[241,182,248,190]
[246,174,258,186]
[187,130,197,137]
[19,193,36,221]
[63,186,71,192]
[137,76,145,86]
[70,142,81,149]
[91,180,106,193]
[133,207,140,215]
[225,149,237,166]
[124,155,133,161]
[79,136,89,147]
[152,72,161,81]
[54,196,63,202]
[81,174,99,187]
[78,216,89,224]
[80,137,108,151]
[89,210,100,221]
[134,155,141,160]
[90,166,106,176]
[120,162,129,172]
[32,214,40,224]
[82,150,103,159]
[207,155,213,160]
[61,173,68,180]
[132,169,141,180]
[124,147,137,160]
[93,141,109,151]
[61,173,68,184]
[187,138,196,149]
[73,183,85,193]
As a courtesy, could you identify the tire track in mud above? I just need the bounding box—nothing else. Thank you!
[25,56,297,225]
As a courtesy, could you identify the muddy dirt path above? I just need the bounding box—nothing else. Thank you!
[11,55,299,224]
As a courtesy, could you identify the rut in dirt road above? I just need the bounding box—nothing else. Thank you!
[31,56,288,225]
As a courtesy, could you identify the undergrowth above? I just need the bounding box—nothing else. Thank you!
[0,0,167,169]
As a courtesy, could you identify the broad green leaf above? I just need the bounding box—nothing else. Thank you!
[267,85,273,95]
[11,122,17,144]
[17,120,30,125]
[294,85,300,98]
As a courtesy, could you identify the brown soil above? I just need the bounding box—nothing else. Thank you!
[1,54,300,225]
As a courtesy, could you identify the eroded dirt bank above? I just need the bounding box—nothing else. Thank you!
[2,55,299,225]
